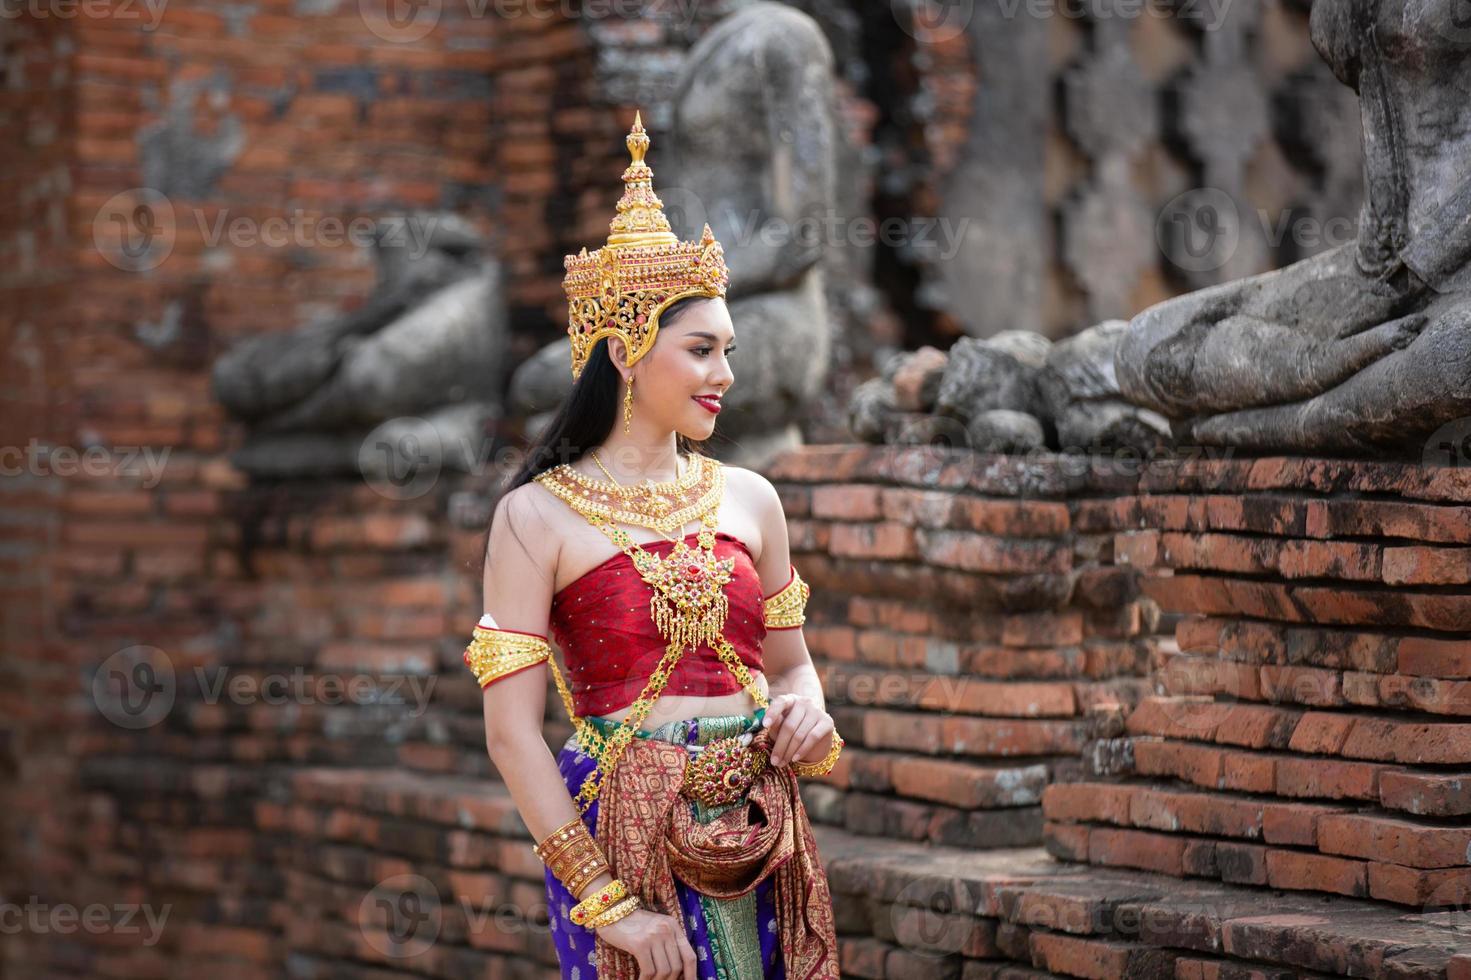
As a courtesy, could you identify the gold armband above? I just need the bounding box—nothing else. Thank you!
[762,564,810,629]
[463,625,552,687]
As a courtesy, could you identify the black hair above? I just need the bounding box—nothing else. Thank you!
[476,295,717,579]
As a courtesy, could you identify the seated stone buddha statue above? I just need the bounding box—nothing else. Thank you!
[1116,0,1471,456]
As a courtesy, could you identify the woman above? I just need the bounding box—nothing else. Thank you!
[465,112,841,980]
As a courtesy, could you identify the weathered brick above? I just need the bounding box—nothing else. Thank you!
[1379,769,1471,817]
[1088,827,1185,875]
[813,484,884,521]
[1264,849,1367,897]
[1318,812,1471,869]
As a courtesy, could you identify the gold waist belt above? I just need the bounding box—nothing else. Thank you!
[583,712,768,809]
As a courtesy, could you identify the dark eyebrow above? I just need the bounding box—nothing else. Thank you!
[685,331,735,344]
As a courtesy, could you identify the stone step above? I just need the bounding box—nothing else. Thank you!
[817,825,1470,977]
[1042,819,1471,906]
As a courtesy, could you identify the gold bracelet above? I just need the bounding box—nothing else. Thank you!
[560,852,611,899]
[534,817,609,897]
[570,878,628,926]
[790,728,844,777]
[582,893,640,931]
[532,806,582,853]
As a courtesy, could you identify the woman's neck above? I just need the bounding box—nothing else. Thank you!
[583,439,685,484]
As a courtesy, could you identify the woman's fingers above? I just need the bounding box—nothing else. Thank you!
[782,711,822,766]
[648,938,672,979]
[762,693,795,729]
[677,930,698,980]
[771,702,811,765]
[794,715,834,764]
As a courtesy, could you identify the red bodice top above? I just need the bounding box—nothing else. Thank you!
[548,531,768,717]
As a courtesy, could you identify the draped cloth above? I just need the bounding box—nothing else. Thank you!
[592,732,840,980]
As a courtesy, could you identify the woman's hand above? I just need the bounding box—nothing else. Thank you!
[763,693,835,767]
[595,907,696,980]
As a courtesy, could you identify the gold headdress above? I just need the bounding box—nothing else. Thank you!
[561,110,731,381]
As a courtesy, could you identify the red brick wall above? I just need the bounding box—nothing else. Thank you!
[1047,457,1471,907]
[0,3,596,974]
[767,446,1163,849]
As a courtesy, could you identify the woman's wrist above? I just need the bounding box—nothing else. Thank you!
[791,727,844,775]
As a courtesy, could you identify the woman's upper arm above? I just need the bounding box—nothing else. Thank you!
[748,470,795,600]
[477,484,559,730]
[746,471,821,692]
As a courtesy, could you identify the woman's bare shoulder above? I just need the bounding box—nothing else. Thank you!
[489,480,570,569]
[717,461,781,511]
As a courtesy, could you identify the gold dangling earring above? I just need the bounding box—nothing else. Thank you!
[623,376,634,434]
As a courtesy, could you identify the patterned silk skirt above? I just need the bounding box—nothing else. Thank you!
[545,713,786,980]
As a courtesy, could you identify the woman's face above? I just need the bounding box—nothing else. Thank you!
[621,298,736,440]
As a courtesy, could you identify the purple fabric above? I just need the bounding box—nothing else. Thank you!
[544,733,785,979]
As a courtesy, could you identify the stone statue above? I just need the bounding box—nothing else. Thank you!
[512,2,837,467]
[849,325,1169,456]
[212,213,507,479]
[1115,0,1471,455]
